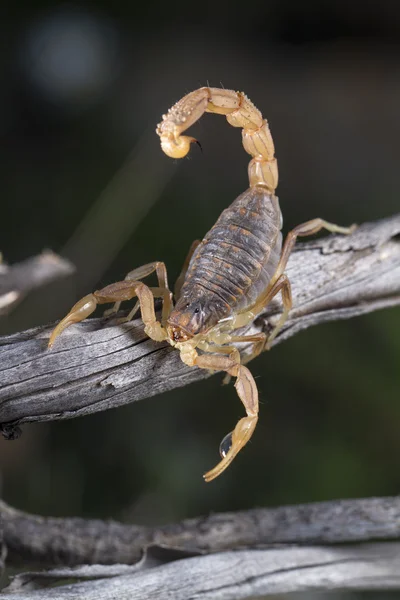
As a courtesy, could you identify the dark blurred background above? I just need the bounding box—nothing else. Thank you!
[0,0,400,588]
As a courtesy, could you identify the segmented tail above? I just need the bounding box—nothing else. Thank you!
[156,87,278,192]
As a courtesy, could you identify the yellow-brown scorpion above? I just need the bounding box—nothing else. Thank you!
[49,87,354,482]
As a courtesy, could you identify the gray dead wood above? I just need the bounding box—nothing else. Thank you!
[0,215,399,434]
[2,495,400,568]
[2,496,400,598]
[0,252,75,316]
[2,543,400,598]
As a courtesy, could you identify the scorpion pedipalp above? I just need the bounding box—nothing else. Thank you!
[219,432,233,458]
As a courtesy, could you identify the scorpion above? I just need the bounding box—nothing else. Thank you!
[48,87,354,482]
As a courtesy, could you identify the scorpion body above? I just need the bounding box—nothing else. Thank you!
[49,87,354,482]
[170,187,283,337]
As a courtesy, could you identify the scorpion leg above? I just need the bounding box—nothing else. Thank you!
[226,333,268,365]
[273,219,356,284]
[48,280,170,348]
[186,349,258,482]
[174,240,201,299]
[237,274,292,351]
[104,261,173,326]
[261,219,356,345]
[205,333,266,384]
[233,219,356,350]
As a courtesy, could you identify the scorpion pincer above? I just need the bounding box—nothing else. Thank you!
[48,87,355,482]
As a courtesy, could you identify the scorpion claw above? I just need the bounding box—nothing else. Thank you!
[203,415,258,482]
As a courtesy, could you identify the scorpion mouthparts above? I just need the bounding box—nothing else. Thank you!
[167,324,192,343]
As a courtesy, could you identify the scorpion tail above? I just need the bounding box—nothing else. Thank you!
[157,86,278,192]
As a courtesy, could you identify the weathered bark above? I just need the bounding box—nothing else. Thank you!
[3,543,400,599]
[2,495,400,568]
[0,215,399,437]
[2,496,400,598]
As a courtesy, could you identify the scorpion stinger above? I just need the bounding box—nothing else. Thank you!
[49,86,355,482]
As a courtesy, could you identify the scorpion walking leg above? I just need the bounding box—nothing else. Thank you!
[261,219,355,345]
[233,219,355,351]
[104,261,173,325]
[187,349,258,482]
[48,280,170,348]
[174,240,201,299]
[227,333,268,365]
[272,219,356,284]
[238,274,292,351]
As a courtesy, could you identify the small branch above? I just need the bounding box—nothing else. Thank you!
[2,497,400,598]
[2,495,400,567]
[3,543,400,599]
[0,252,75,316]
[0,215,399,433]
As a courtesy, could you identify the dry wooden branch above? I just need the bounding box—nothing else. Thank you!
[0,215,399,436]
[0,252,75,316]
[3,543,400,599]
[2,495,400,567]
[2,497,400,598]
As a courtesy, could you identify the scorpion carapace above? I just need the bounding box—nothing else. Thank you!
[49,87,355,482]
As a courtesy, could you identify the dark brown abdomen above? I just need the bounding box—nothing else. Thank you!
[181,186,283,319]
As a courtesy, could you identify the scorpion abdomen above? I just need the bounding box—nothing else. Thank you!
[178,186,283,330]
